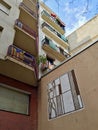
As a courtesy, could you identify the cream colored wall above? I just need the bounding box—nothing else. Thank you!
[38,41,98,130]
[23,0,37,13]
[67,15,98,55]
[0,0,22,59]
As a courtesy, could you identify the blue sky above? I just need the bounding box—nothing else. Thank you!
[41,0,98,36]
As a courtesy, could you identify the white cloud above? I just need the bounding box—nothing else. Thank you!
[63,2,88,36]
[63,2,72,14]
[66,15,87,36]
[43,0,90,36]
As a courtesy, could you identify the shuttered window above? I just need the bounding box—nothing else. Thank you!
[0,84,30,115]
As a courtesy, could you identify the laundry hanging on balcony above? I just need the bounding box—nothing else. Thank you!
[51,13,56,18]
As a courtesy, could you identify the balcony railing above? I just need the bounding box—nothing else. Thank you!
[41,10,65,31]
[15,19,36,38]
[42,22,68,43]
[19,2,37,19]
[7,45,36,68]
[42,37,69,58]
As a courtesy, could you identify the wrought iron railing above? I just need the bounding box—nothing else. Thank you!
[7,45,36,68]
[15,19,36,38]
[20,2,37,19]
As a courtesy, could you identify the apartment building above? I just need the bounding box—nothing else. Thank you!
[0,1,70,129]
[0,0,98,130]
[38,2,70,77]
[0,0,38,130]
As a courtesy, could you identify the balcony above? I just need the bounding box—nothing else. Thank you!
[42,22,69,49]
[38,55,55,73]
[14,19,37,56]
[23,0,37,12]
[41,10,65,35]
[7,45,36,68]
[0,45,37,86]
[42,37,69,62]
[19,2,37,20]
[19,2,37,31]
[15,19,36,38]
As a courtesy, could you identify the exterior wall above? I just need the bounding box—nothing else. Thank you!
[0,0,22,59]
[0,74,38,130]
[0,0,38,86]
[38,2,47,78]
[38,41,98,130]
[67,15,98,55]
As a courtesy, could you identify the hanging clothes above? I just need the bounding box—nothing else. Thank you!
[51,13,56,18]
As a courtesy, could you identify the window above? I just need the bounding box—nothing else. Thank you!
[0,0,11,15]
[0,26,3,38]
[47,70,83,119]
[0,83,30,115]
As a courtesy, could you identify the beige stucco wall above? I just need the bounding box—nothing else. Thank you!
[67,15,98,55]
[38,41,98,130]
[0,0,22,59]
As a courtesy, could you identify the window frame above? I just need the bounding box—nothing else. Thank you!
[0,83,31,115]
[47,70,83,120]
[0,0,11,15]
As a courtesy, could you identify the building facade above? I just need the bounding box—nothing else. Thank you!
[0,75,38,130]
[0,0,38,86]
[0,0,38,130]
[38,1,70,77]
[0,0,98,130]
[38,15,98,130]
[38,40,98,130]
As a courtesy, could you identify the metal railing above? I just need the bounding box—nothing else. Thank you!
[41,10,65,31]
[42,22,68,43]
[7,45,36,68]
[15,19,36,38]
[42,37,69,58]
[20,2,37,19]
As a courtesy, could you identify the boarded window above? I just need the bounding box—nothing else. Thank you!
[0,0,11,15]
[47,70,83,119]
[0,84,30,115]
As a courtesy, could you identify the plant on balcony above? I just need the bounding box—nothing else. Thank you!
[37,55,48,71]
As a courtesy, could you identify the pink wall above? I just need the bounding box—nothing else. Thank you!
[0,74,38,130]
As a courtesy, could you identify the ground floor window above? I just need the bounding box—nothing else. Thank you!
[47,70,83,119]
[0,83,30,115]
